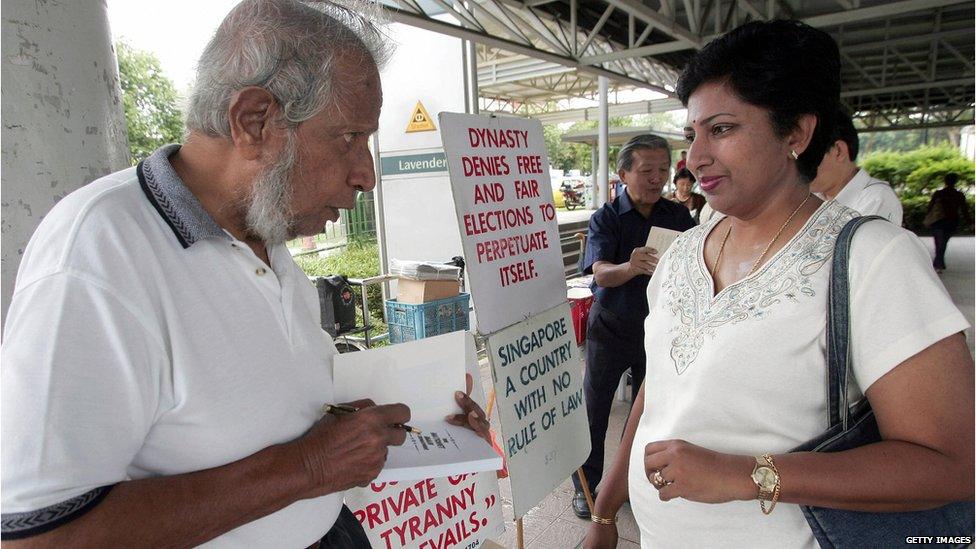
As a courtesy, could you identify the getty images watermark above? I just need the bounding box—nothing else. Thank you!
[905,536,973,544]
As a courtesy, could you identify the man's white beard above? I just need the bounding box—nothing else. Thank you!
[245,133,298,245]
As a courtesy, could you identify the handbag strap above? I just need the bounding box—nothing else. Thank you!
[827,215,884,430]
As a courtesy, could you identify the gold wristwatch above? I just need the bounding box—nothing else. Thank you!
[751,453,781,515]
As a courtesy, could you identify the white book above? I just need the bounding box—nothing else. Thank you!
[372,421,502,482]
[333,331,502,482]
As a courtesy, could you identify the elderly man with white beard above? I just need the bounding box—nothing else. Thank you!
[0,1,489,547]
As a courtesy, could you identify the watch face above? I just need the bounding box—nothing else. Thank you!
[752,467,778,490]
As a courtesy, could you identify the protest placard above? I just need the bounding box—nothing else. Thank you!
[439,113,566,335]
[484,302,590,517]
[345,473,504,549]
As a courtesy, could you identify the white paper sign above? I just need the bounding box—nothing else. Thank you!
[340,332,505,548]
[439,112,566,335]
[485,302,590,517]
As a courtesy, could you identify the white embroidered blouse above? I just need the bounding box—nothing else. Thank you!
[627,200,968,548]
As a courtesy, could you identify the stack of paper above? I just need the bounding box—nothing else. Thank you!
[389,259,461,281]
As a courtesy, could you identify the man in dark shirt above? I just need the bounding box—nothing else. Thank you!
[571,135,695,518]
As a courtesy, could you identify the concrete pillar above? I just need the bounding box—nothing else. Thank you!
[596,76,609,209]
[589,147,598,208]
[1,2,129,325]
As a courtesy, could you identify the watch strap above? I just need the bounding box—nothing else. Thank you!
[758,454,781,515]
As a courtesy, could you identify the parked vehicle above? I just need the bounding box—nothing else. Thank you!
[560,180,586,210]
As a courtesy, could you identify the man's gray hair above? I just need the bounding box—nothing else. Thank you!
[617,134,672,171]
[185,0,392,137]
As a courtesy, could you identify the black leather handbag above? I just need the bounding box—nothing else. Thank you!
[791,216,974,549]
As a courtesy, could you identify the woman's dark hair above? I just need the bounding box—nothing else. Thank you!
[944,173,959,187]
[676,20,841,182]
[673,168,696,184]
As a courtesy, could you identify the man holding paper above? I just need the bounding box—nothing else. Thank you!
[572,134,695,518]
[1,1,488,547]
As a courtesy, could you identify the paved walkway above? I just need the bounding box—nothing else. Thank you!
[481,235,974,548]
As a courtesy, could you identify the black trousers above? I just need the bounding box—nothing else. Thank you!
[318,505,370,548]
[572,300,645,494]
[931,220,957,270]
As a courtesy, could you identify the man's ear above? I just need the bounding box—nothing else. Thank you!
[787,113,818,157]
[227,87,279,161]
[834,140,851,162]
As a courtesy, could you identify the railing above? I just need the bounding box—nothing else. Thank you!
[342,191,376,242]
[291,220,348,256]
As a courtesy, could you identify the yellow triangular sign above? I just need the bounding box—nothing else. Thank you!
[405,101,436,133]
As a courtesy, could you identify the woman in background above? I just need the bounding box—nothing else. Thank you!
[670,168,707,223]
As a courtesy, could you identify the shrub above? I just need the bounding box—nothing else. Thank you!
[904,158,976,196]
[863,145,974,235]
[862,145,974,199]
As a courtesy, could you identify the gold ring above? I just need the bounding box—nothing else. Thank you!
[651,470,673,489]
[650,469,666,489]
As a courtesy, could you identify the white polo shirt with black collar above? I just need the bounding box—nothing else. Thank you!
[1,145,342,546]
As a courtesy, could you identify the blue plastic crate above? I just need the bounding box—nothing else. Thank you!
[385,293,470,343]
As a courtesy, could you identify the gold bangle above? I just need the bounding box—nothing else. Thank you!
[590,514,616,525]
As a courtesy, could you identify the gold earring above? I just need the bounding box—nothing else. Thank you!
[790,149,799,160]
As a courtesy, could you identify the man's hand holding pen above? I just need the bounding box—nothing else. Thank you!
[291,398,411,495]
[292,374,492,498]
[323,403,422,433]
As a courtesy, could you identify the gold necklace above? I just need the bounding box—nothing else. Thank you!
[712,193,813,277]
[713,224,733,273]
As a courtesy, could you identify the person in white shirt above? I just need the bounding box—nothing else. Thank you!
[1,1,488,547]
[810,109,903,225]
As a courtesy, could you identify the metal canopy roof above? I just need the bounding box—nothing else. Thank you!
[562,126,686,147]
[379,0,974,130]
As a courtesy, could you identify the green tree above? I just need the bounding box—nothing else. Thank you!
[116,41,184,164]
[859,127,961,156]
[554,112,684,174]
[543,123,572,172]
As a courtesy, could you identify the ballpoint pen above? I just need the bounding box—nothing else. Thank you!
[321,403,422,434]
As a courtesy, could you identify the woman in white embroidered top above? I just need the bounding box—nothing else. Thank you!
[584,20,973,549]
